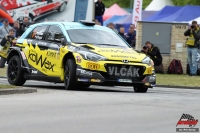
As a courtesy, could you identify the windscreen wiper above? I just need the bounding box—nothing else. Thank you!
[96,44,122,46]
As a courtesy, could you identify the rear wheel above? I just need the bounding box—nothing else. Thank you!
[7,55,26,86]
[58,2,67,12]
[64,59,76,90]
[133,86,148,93]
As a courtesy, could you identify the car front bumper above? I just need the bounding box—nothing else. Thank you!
[76,68,156,88]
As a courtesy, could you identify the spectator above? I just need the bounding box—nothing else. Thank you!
[125,26,136,48]
[97,22,102,26]
[108,22,118,33]
[130,24,135,29]
[95,0,105,26]
[184,20,200,76]
[93,19,99,25]
[0,18,12,40]
[0,28,16,68]
[13,21,20,38]
[19,16,31,36]
[141,41,163,66]
[118,27,126,40]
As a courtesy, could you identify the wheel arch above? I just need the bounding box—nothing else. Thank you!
[59,52,76,82]
[62,52,75,68]
[7,48,31,73]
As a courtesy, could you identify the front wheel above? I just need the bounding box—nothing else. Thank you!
[133,86,148,93]
[64,59,76,90]
[7,55,26,86]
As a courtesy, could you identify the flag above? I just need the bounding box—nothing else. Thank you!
[132,0,143,27]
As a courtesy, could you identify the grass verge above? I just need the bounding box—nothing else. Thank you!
[0,67,7,77]
[156,74,200,87]
[0,84,18,89]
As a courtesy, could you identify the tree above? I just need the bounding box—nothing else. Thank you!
[172,0,200,6]
[103,0,151,9]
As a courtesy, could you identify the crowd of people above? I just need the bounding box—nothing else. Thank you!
[0,16,33,68]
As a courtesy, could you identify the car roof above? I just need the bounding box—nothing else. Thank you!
[30,21,113,32]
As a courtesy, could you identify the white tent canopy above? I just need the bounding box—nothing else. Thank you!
[188,17,200,24]
[145,0,174,11]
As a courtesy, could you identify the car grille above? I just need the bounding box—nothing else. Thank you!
[104,64,145,80]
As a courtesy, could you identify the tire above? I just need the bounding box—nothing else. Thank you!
[58,2,67,12]
[64,59,77,90]
[133,86,148,93]
[7,55,26,86]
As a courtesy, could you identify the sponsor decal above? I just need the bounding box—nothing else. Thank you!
[111,55,136,59]
[98,49,134,54]
[118,79,132,83]
[176,113,199,132]
[86,62,100,70]
[21,51,26,60]
[108,66,140,77]
[91,79,101,82]
[28,50,55,72]
[80,70,92,76]
[31,70,38,74]
[37,41,47,46]
[47,51,57,58]
[76,56,81,63]
[96,45,123,48]
[77,78,89,82]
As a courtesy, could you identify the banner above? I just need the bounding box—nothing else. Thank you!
[132,0,143,27]
[74,0,89,22]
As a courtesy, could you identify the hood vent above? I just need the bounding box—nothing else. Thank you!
[81,45,95,50]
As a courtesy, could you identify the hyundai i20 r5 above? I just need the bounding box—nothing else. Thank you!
[6,20,156,93]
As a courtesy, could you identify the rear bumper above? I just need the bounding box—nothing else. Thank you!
[76,68,156,88]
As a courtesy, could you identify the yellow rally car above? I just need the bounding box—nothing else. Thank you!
[6,20,156,93]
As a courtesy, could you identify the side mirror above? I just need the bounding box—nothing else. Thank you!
[54,32,63,43]
[60,37,67,46]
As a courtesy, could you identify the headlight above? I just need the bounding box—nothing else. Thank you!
[78,51,107,62]
[142,56,154,66]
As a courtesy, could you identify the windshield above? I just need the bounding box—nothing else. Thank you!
[67,29,130,48]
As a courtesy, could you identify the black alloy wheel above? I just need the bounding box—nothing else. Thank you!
[7,55,26,86]
[64,59,76,90]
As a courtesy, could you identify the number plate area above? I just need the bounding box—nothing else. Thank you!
[105,64,145,80]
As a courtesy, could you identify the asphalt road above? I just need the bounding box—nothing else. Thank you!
[0,78,200,133]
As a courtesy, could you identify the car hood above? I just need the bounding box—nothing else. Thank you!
[71,43,147,62]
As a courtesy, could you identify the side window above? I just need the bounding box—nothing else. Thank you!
[46,25,64,43]
[27,26,48,40]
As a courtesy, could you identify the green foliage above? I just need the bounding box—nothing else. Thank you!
[172,0,200,6]
[103,0,152,9]
[103,0,200,9]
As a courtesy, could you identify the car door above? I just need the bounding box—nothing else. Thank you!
[24,25,56,75]
[44,25,64,76]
